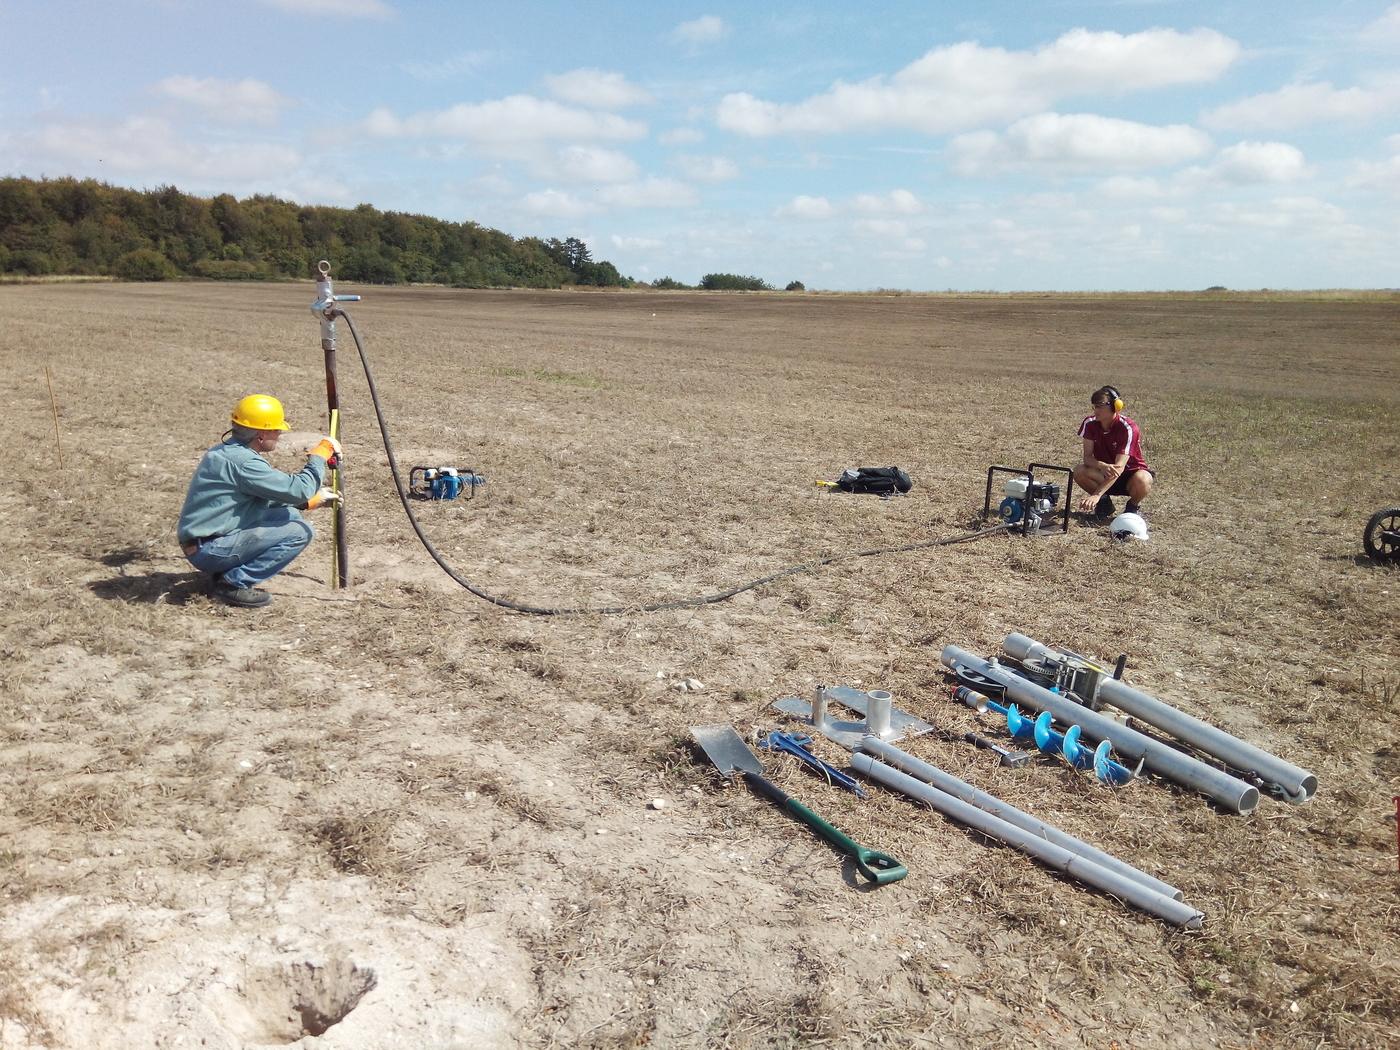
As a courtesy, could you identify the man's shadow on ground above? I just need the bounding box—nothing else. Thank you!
[86,547,210,605]
[86,547,332,605]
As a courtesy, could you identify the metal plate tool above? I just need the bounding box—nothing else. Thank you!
[772,685,935,750]
[691,725,906,886]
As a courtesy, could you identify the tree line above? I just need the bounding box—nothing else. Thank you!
[0,176,628,288]
[0,176,804,292]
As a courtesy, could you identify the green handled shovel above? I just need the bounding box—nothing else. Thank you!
[692,724,907,886]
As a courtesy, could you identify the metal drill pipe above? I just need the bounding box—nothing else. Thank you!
[1002,633,1317,803]
[316,269,349,588]
[859,736,1183,900]
[852,753,1204,929]
[941,645,1260,814]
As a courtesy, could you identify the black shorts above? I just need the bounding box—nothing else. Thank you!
[1106,469,1154,497]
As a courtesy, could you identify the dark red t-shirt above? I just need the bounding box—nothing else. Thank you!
[1078,414,1150,473]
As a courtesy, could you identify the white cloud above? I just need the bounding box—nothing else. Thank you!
[672,15,726,45]
[153,76,292,125]
[29,117,299,181]
[852,189,923,215]
[717,28,1238,137]
[544,69,653,109]
[257,0,392,17]
[1362,4,1400,46]
[553,145,638,183]
[610,234,663,251]
[522,189,595,218]
[776,195,834,219]
[362,96,646,143]
[950,113,1211,175]
[671,154,739,181]
[1208,196,1346,231]
[598,178,698,208]
[852,219,924,253]
[660,127,704,146]
[852,218,907,238]
[1349,151,1400,193]
[1202,81,1400,131]
[401,50,495,81]
[1097,175,1166,200]
[1203,141,1308,184]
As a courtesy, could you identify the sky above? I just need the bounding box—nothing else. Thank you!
[2,1,1399,291]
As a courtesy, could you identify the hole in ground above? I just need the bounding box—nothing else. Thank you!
[231,957,377,1043]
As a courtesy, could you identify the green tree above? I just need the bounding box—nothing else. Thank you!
[4,249,53,275]
[341,246,403,284]
[115,248,176,281]
[0,176,630,291]
[700,273,771,291]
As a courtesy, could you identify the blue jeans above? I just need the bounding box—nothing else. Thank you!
[186,507,314,589]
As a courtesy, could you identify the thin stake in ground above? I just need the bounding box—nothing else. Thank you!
[44,365,63,469]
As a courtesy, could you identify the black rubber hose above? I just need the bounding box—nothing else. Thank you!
[340,310,1010,615]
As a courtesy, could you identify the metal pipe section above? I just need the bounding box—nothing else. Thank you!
[859,736,1182,901]
[852,753,1204,929]
[1003,633,1317,803]
[811,684,831,732]
[941,645,1260,814]
[865,690,894,739]
[312,260,356,589]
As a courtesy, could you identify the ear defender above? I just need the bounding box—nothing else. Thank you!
[1105,386,1124,412]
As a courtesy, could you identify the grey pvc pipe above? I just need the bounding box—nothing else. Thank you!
[1003,633,1317,804]
[859,735,1183,901]
[852,753,1204,929]
[941,645,1260,814]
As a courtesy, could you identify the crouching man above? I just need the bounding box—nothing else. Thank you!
[1072,385,1153,519]
[177,394,340,608]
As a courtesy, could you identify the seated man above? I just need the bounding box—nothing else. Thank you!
[1072,385,1153,518]
[177,394,341,608]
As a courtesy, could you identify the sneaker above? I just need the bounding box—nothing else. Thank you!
[1094,496,1116,518]
[211,578,271,608]
[1124,501,1142,515]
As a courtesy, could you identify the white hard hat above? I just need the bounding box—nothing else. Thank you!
[1110,512,1150,541]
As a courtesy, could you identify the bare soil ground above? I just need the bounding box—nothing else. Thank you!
[1,282,1397,1050]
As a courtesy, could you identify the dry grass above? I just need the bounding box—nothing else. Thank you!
[0,282,1396,1048]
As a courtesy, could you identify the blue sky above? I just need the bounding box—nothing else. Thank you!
[2,1,1398,290]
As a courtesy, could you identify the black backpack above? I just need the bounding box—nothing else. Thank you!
[836,466,913,496]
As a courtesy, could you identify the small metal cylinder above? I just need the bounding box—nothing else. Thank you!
[811,684,830,730]
[954,685,990,713]
[865,690,893,738]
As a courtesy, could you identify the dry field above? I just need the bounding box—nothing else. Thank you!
[0,281,1397,1049]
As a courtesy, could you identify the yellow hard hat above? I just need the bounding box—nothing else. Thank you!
[230,394,291,431]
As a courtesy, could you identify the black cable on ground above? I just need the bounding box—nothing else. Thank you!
[341,311,1010,615]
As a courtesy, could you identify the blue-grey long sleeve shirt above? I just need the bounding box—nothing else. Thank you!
[177,439,327,544]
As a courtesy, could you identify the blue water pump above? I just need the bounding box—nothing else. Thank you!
[997,476,1061,526]
[409,466,486,500]
[982,464,1073,535]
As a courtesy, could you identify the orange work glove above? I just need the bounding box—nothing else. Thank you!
[306,436,343,464]
[304,487,341,510]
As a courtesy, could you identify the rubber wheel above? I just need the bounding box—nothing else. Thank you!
[1363,507,1400,561]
